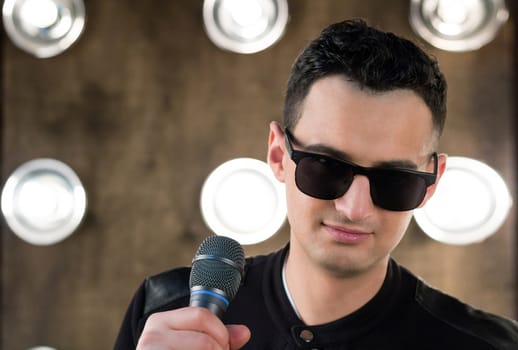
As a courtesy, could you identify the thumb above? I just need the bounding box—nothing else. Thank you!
[227,324,251,349]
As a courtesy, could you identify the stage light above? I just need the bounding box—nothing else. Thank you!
[409,0,508,52]
[200,158,286,245]
[1,159,87,245]
[2,0,86,58]
[414,157,512,245]
[203,0,288,54]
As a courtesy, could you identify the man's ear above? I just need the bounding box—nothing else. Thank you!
[418,153,447,208]
[267,121,287,183]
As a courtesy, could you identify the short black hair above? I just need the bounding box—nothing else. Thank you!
[283,19,447,139]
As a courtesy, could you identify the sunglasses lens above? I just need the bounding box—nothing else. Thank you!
[294,156,353,200]
[370,170,428,211]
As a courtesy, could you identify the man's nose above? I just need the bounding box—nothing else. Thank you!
[333,175,375,221]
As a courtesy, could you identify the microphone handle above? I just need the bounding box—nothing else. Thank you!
[189,287,230,319]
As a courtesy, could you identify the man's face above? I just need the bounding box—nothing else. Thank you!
[268,75,445,277]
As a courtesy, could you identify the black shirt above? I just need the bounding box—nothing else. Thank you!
[114,246,518,349]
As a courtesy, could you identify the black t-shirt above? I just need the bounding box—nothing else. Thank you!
[114,246,518,349]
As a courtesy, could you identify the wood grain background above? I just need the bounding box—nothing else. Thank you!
[1,1,516,349]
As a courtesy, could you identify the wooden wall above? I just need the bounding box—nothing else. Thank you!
[1,1,515,349]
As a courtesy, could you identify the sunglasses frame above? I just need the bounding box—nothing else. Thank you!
[284,129,438,210]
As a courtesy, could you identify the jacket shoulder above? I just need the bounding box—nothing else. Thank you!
[416,279,518,349]
[141,253,264,316]
[143,266,191,315]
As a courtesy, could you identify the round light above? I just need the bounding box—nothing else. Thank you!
[409,0,508,51]
[200,158,286,245]
[2,0,86,58]
[203,0,288,54]
[413,157,512,245]
[19,0,59,29]
[1,158,87,245]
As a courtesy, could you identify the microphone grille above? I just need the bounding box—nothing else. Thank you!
[189,235,245,300]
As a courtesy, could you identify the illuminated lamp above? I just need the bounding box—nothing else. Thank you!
[409,0,508,51]
[203,0,288,54]
[414,156,512,245]
[200,158,286,245]
[2,0,86,58]
[1,158,87,245]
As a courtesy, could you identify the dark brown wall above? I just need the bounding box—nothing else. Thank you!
[1,1,515,349]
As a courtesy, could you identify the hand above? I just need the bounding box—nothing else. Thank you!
[136,307,251,350]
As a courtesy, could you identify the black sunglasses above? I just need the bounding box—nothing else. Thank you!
[284,129,438,211]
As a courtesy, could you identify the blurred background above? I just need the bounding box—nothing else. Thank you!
[0,0,516,348]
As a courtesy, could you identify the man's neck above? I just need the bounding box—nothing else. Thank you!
[284,249,389,325]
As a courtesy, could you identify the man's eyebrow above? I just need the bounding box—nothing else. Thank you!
[303,143,351,160]
[375,160,418,170]
[302,143,419,170]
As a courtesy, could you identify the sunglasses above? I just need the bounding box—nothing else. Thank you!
[284,129,438,211]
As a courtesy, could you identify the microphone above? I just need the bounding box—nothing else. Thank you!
[189,235,245,319]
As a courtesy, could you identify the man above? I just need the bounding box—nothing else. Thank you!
[115,19,518,349]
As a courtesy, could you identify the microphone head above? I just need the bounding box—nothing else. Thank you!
[189,235,245,301]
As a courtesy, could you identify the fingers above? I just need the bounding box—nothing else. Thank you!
[136,307,233,350]
[138,329,224,350]
[228,324,251,350]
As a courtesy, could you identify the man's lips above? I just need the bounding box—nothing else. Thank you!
[323,223,373,243]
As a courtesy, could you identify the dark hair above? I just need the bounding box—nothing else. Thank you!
[283,19,447,139]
